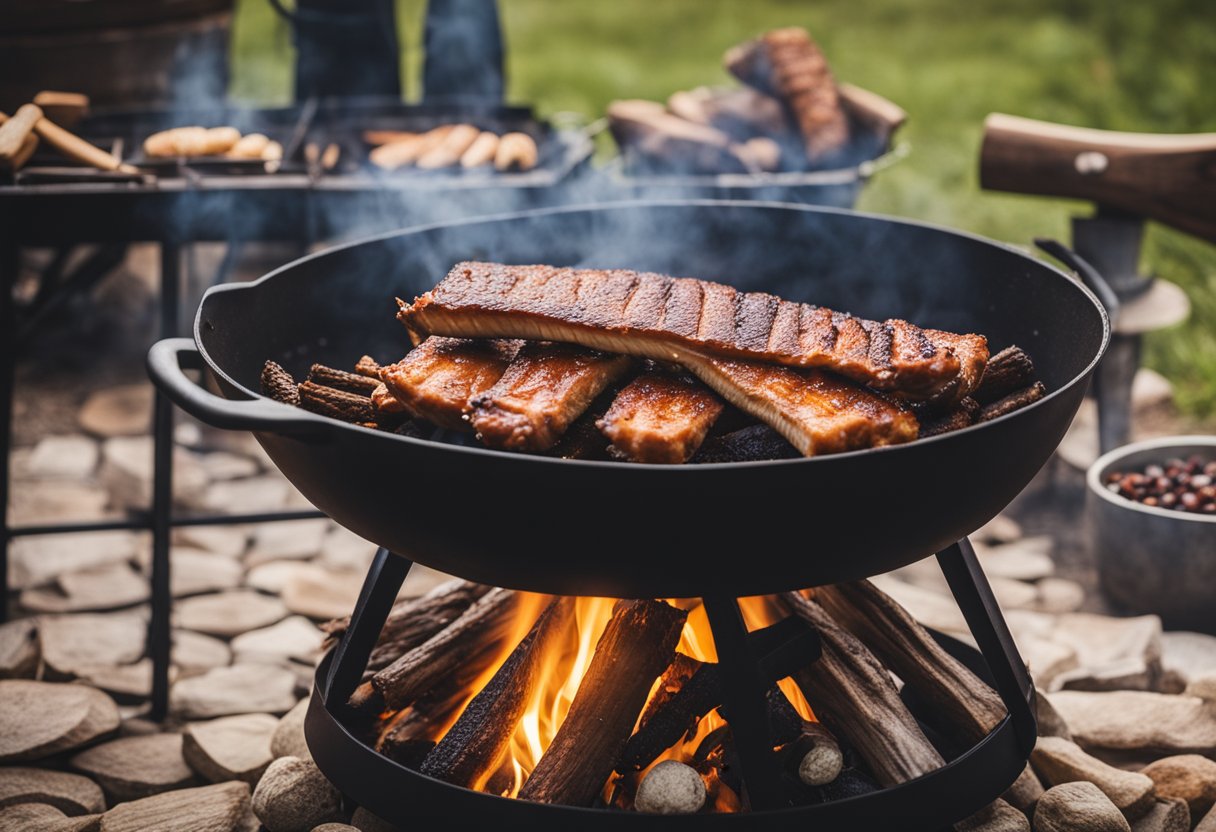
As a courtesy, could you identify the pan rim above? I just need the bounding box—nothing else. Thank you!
[195,198,1111,471]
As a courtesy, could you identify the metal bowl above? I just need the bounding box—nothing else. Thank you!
[1087,435,1216,632]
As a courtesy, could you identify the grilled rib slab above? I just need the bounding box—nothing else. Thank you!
[379,337,520,431]
[598,372,725,463]
[469,343,633,452]
[690,355,919,456]
[399,262,986,402]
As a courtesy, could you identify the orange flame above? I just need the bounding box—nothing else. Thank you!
[399,592,813,809]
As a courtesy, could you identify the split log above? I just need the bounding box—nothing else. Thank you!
[974,346,1035,405]
[617,657,719,773]
[519,599,687,806]
[814,580,1006,745]
[766,688,843,786]
[323,579,491,677]
[780,591,944,787]
[421,597,575,789]
[366,588,525,711]
[377,683,469,767]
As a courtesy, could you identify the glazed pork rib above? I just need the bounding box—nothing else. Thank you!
[399,262,987,402]
[693,355,919,456]
[598,372,725,463]
[379,336,521,431]
[468,342,633,452]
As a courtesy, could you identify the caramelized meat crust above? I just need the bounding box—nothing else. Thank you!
[468,342,633,452]
[379,337,520,431]
[399,262,986,403]
[597,373,725,464]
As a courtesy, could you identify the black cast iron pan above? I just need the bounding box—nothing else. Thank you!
[149,200,1109,598]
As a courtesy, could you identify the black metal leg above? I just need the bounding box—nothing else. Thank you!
[0,230,16,624]
[324,547,411,709]
[1095,333,1140,456]
[148,242,181,721]
[702,595,787,811]
[937,539,1037,753]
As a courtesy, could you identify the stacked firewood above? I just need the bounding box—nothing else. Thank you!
[323,578,1010,816]
[608,27,869,175]
[262,358,410,432]
[918,346,1044,438]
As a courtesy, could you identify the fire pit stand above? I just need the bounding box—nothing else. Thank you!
[306,539,1036,828]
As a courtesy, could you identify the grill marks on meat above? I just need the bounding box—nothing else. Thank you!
[468,343,633,452]
[399,262,985,402]
[687,354,919,456]
[378,337,520,431]
[597,373,725,464]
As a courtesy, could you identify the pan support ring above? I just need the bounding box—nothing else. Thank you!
[314,538,1037,822]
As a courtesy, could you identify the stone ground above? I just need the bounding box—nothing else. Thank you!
[3,245,1214,831]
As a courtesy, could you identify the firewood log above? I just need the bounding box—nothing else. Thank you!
[814,580,1006,745]
[421,597,575,789]
[323,579,491,678]
[365,588,526,711]
[519,599,687,806]
[781,591,944,787]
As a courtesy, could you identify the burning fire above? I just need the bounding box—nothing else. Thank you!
[404,592,816,806]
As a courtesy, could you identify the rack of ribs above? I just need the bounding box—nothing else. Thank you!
[398,262,987,403]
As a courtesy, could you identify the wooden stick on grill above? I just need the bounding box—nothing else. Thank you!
[780,591,944,787]
[814,580,1006,746]
[421,597,575,789]
[519,599,687,806]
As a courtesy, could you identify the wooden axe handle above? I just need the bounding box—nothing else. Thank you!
[0,104,43,162]
[980,113,1216,243]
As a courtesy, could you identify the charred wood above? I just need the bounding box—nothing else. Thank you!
[974,346,1035,405]
[260,361,299,406]
[814,580,1005,745]
[368,588,526,711]
[297,380,375,423]
[421,598,575,789]
[323,580,491,678]
[781,591,944,787]
[978,382,1046,423]
[519,599,687,806]
[307,363,382,395]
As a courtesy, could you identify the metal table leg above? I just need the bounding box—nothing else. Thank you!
[703,595,788,811]
[148,242,181,721]
[0,228,16,623]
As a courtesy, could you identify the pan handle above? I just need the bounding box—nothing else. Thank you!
[147,338,330,439]
[1034,238,1121,329]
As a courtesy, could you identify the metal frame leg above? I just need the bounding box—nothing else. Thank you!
[702,595,787,811]
[324,547,412,711]
[148,242,181,720]
[0,228,16,623]
[937,538,1037,753]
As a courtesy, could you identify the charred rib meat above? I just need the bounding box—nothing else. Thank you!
[468,342,633,452]
[398,262,987,402]
[379,337,520,431]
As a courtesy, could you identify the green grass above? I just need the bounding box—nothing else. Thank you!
[229,0,1216,421]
